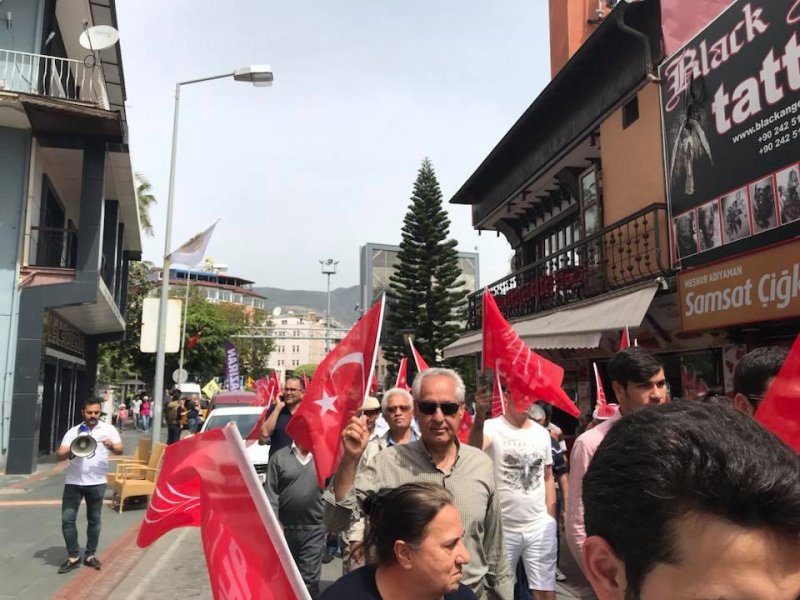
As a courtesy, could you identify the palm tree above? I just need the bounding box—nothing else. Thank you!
[135,172,157,237]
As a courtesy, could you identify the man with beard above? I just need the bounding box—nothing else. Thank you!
[259,375,305,460]
[469,390,556,600]
[732,346,787,417]
[324,368,513,600]
[55,398,124,573]
[566,348,668,570]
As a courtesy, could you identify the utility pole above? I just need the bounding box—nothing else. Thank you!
[319,259,338,354]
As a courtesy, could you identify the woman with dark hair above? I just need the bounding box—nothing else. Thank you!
[321,482,476,599]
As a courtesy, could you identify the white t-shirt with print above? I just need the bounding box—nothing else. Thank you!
[60,420,121,486]
[483,416,553,533]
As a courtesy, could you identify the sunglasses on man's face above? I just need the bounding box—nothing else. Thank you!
[385,405,411,414]
[363,408,381,417]
[417,401,460,416]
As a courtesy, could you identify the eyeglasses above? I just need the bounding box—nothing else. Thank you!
[285,388,302,393]
[417,401,460,416]
[385,405,411,414]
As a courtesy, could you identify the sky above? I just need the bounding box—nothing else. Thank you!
[115,0,552,292]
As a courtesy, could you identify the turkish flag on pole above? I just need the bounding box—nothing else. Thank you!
[756,334,800,452]
[136,425,310,600]
[620,326,631,351]
[395,357,410,391]
[491,369,507,418]
[661,0,732,56]
[286,296,385,486]
[187,326,204,350]
[482,290,580,417]
[409,338,429,371]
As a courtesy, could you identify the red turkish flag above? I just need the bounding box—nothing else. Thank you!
[136,425,309,599]
[395,357,410,391]
[661,0,732,56]
[756,334,800,453]
[482,290,579,417]
[187,326,204,350]
[253,377,272,407]
[409,338,430,371]
[457,409,474,444]
[286,296,385,486]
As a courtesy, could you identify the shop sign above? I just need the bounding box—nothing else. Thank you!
[660,0,800,264]
[679,238,800,331]
[47,311,85,358]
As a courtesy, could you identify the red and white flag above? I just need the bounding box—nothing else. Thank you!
[661,0,732,56]
[409,338,430,371]
[620,326,631,351]
[457,409,474,444]
[136,425,310,600]
[756,334,800,453]
[482,290,579,417]
[302,372,310,390]
[286,296,385,486]
[395,357,410,391]
[593,363,618,420]
[491,369,507,418]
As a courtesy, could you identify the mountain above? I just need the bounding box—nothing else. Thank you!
[253,285,361,327]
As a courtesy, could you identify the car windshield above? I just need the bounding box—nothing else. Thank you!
[204,414,260,438]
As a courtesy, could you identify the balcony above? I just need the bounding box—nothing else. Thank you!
[466,203,672,330]
[28,226,78,270]
[0,49,109,110]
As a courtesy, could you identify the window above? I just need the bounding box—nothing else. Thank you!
[292,360,299,366]
[623,96,639,129]
[281,320,288,325]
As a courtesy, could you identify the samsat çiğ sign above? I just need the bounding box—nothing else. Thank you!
[661,0,800,265]
[679,238,800,331]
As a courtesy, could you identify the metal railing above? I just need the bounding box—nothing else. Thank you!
[466,203,673,330]
[28,226,78,269]
[0,49,109,109]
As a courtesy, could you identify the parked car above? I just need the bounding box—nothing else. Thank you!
[199,406,269,482]
[208,390,257,414]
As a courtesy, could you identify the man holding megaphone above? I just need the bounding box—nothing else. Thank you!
[55,397,123,574]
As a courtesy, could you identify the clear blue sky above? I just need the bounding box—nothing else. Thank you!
[117,0,551,291]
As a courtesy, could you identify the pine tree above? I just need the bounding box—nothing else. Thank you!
[385,159,469,381]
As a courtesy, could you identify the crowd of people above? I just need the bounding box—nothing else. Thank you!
[261,347,799,600]
[112,392,152,432]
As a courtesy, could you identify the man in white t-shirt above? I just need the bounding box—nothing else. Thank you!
[469,389,557,600]
[131,396,142,429]
[55,398,123,574]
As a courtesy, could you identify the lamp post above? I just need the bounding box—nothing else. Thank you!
[320,259,338,354]
[151,65,273,451]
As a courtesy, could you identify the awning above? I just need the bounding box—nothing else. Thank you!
[443,284,659,358]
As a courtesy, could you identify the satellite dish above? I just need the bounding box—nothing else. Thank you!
[272,306,282,317]
[79,25,120,51]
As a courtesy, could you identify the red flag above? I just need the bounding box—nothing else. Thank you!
[593,363,608,406]
[491,369,507,418]
[457,409,474,444]
[482,290,579,417]
[270,371,282,403]
[187,326,204,350]
[302,372,310,390]
[756,334,800,452]
[395,357,410,391]
[136,425,309,599]
[620,326,631,351]
[254,377,272,408]
[661,0,731,56]
[409,338,429,371]
[370,371,379,395]
[592,362,618,419]
[285,296,385,486]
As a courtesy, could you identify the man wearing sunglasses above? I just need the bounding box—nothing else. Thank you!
[324,368,513,600]
[731,346,787,416]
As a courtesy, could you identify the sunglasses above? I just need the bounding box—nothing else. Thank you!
[363,408,381,416]
[385,405,411,414]
[417,401,460,416]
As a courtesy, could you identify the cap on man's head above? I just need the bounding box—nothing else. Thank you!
[357,396,381,413]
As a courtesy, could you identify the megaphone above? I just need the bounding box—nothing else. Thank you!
[70,432,97,459]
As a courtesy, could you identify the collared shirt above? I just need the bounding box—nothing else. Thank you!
[324,440,513,600]
[290,442,313,466]
[60,421,121,486]
[565,409,623,570]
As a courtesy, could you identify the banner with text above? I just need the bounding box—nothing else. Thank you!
[224,342,241,392]
[660,0,800,265]
[678,238,800,331]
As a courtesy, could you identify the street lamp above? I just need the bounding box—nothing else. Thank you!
[320,259,338,354]
[151,65,274,451]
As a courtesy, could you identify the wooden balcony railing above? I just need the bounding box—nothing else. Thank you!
[466,203,672,330]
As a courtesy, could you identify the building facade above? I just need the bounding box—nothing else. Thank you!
[445,0,800,421]
[266,310,347,375]
[147,264,268,311]
[1,0,141,473]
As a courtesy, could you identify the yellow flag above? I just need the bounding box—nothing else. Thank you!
[245,376,255,390]
[202,379,221,398]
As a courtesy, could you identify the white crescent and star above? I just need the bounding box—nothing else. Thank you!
[312,351,366,415]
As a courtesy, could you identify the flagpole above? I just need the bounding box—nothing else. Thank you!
[178,267,192,378]
[362,294,386,409]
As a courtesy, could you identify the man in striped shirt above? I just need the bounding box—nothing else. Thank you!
[324,368,513,600]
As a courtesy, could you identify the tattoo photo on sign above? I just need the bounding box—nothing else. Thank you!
[776,163,800,224]
[721,188,751,243]
[674,211,698,260]
[660,0,800,264]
